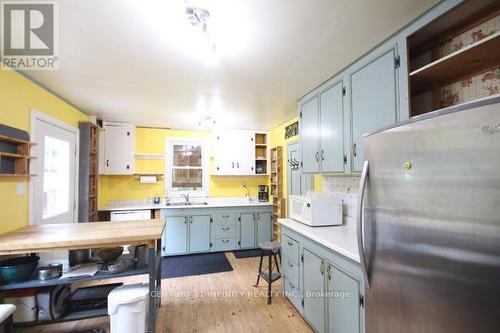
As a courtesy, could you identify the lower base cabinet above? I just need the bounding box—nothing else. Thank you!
[189,215,211,253]
[163,216,188,255]
[282,226,365,333]
[303,248,326,333]
[161,206,273,256]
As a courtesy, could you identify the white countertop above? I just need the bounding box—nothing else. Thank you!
[99,197,273,211]
[278,218,360,263]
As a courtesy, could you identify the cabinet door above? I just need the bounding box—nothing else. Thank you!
[189,215,211,253]
[164,216,188,255]
[237,131,256,175]
[327,264,361,333]
[320,81,345,173]
[239,213,256,249]
[350,47,398,172]
[301,97,320,174]
[214,133,231,175]
[303,248,326,333]
[256,212,272,244]
[103,123,134,175]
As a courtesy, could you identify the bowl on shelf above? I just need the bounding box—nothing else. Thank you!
[95,247,124,262]
[0,255,39,283]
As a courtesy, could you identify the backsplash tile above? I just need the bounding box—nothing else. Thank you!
[322,176,361,225]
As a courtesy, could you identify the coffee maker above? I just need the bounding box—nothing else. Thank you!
[258,185,269,202]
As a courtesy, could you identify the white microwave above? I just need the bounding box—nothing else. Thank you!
[289,194,343,227]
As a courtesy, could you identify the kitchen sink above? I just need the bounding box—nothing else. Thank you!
[165,202,208,206]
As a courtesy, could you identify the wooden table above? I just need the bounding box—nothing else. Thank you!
[0,220,165,333]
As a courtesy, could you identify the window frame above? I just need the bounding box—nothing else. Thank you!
[165,138,209,198]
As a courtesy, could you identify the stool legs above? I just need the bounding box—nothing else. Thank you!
[267,254,272,305]
[253,252,264,287]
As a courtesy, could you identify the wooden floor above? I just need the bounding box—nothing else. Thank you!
[20,252,313,333]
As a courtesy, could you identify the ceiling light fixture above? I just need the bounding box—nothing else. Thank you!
[185,2,216,54]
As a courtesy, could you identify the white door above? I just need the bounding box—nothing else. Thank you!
[32,114,78,226]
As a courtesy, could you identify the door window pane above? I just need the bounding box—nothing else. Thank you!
[173,144,202,167]
[43,136,70,219]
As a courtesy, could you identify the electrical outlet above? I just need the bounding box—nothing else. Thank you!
[16,183,25,196]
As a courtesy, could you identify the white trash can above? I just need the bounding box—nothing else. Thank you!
[108,283,149,333]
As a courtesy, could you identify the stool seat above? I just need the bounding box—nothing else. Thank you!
[259,241,281,252]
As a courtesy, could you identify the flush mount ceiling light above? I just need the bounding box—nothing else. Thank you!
[185,2,216,53]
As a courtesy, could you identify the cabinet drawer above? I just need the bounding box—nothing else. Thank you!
[283,257,299,289]
[284,276,302,313]
[214,213,236,226]
[215,224,236,239]
[214,238,236,251]
[282,235,300,264]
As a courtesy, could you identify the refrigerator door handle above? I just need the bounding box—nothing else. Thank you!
[357,160,370,290]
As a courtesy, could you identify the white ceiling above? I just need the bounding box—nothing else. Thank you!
[25,0,441,130]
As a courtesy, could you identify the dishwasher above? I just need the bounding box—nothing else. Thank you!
[110,210,152,221]
[110,210,152,255]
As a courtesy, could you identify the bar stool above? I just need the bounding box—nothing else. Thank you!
[253,241,281,304]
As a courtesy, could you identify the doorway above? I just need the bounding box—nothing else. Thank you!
[287,140,312,199]
[30,110,79,226]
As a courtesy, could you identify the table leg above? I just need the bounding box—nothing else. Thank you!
[148,246,157,333]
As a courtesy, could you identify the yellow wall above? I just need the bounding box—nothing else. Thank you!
[99,127,269,205]
[0,67,88,234]
[269,117,322,199]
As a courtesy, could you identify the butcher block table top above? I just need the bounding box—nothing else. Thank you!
[0,220,166,255]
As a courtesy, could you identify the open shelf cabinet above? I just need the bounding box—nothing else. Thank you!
[270,146,285,241]
[407,0,500,117]
[78,122,100,222]
[254,132,268,175]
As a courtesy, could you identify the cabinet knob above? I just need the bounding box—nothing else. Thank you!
[321,150,325,161]
[106,160,109,167]
[315,151,319,162]
[222,227,230,231]
[126,165,130,170]
[352,143,357,157]
[287,241,293,246]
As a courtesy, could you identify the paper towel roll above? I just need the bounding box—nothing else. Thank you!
[140,176,157,184]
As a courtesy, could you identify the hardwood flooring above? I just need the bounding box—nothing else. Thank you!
[19,252,313,333]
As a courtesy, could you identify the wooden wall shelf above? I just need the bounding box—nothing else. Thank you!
[410,32,500,95]
[0,131,36,178]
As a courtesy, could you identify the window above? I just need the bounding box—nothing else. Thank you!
[43,136,70,219]
[166,139,208,197]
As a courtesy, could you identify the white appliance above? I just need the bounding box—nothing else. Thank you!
[110,210,151,221]
[289,193,343,226]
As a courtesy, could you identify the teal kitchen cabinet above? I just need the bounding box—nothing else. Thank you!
[189,215,212,253]
[327,263,361,333]
[350,46,399,172]
[300,80,346,174]
[303,248,326,333]
[320,81,345,173]
[239,213,255,249]
[163,215,188,255]
[256,212,273,244]
[300,97,320,173]
[161,206,273,256]
[282,226,365,333]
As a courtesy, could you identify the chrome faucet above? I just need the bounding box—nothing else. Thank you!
[181,193,190,204]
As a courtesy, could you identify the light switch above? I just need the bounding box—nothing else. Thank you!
[16,183,25,196]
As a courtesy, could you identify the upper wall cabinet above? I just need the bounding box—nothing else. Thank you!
[214,130,267,176]
[350,46,399,172]
[301,80,346,174]
[100,121,135,175]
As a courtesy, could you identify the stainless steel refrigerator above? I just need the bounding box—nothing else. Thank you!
[357,96,500,333]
